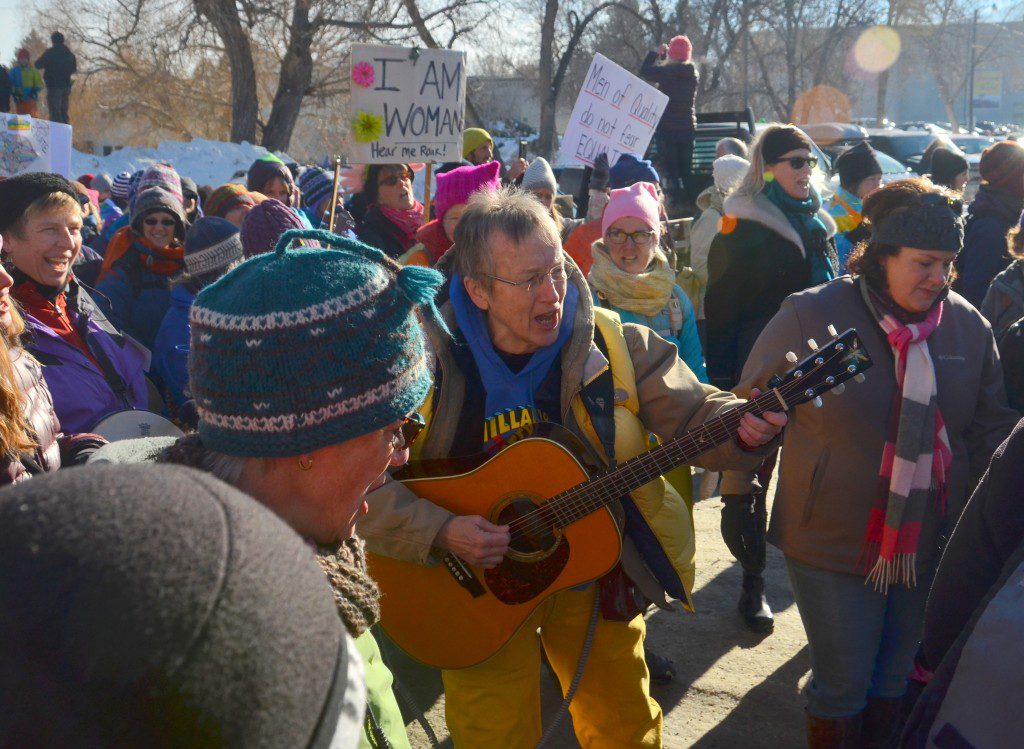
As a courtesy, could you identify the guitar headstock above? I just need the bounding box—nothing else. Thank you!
[767,328,872,410]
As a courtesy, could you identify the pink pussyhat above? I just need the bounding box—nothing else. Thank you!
[434,161,501,220]
[602,181,661,236]
[667,35,692,62]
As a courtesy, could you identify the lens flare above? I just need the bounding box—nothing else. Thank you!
[791,86,851,125]
[852,26,901,74]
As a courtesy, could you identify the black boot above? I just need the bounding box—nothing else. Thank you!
[739,572,774,633]
[644,647,676,684]
[862,696,904,749]
[805,711,862,749]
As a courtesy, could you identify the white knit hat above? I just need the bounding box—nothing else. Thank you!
[522,157,558,194]
[712,155,750,194]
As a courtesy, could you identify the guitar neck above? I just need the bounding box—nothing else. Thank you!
[550,393,775,528]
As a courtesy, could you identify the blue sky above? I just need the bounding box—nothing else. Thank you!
[1,1,27,62]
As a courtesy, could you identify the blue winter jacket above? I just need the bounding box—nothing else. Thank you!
[94,245,176,352]
[593,285,708,383]
[954,185,1024,308]
[152,285,193,414]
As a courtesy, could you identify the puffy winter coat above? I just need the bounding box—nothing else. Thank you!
[11,348,61,474]
[704,190,837,390]
[151,285,193,414]
[980,259,1024,338]
[34,43,76,87]
[825,186,870,271]
[639,52,697,136]
[9,65,43,103]
[685,185,725,319]
[953,185,1024,308]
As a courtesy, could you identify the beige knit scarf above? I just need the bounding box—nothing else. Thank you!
[316,536,381,638]
[587,240,677,317]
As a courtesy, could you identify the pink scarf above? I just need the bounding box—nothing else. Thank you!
[378,201,424,250]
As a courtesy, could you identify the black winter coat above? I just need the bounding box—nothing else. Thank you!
[704,191,837,390]
[356,205,411,260]
[953,185,1024,308]
[0,65,10,111]
[35,43,77,87]
[639,52,697,137]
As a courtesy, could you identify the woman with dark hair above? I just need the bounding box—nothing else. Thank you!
[928,147,970,194]
[356,164,425,258]
[719,177,1017,747]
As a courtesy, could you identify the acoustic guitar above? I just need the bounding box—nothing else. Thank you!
[368,328,872,669]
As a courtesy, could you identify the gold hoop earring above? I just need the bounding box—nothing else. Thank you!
[298,456,314,471]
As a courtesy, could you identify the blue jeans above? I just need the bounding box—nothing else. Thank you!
[786,556,930,718]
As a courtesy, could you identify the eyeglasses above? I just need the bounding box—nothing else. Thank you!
[605,228,656,246]
[484,262,568,294]
[772,156,818,171]
[378,170,413,187]
[391,412,425,450]
[143,218,177,227]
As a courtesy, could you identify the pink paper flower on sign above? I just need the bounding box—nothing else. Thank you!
[352,61,375,88]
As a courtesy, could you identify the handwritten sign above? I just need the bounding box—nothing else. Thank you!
[558,53,668,168]
[349,44,466,164]
[0,114,72,178]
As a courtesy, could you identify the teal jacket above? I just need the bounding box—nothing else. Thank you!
[593,284,708,383]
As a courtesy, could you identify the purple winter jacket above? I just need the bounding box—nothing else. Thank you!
[21,282,149,433]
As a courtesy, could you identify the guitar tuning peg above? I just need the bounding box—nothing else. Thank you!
[807,338,818,350]
[785,351,798,363]
[812,396,823,408]
[831,383,846,395]
[854,373,866,384]
[827,324,838,337]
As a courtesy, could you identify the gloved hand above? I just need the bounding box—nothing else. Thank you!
[720,493,767,575]
[591,152,610,191]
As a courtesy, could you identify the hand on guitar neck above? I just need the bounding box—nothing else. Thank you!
[436,515,511,568]
[737,388,788,448]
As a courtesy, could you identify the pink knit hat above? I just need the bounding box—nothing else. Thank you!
[434,161,501,220]
[602,181,661,237]
[667,35,692,62]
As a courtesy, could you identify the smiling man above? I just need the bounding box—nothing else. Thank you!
[0,173,148,432]
[359,187,788,748]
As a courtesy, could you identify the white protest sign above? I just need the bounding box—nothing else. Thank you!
[0,114,73,178]
[349,44,466,164]
[558,53,668,168]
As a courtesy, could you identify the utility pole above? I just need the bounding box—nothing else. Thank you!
[742,5,749,110]
[968,7,979,131]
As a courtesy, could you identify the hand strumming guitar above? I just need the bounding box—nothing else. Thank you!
[436,515,511,568]
[737,388,788,448]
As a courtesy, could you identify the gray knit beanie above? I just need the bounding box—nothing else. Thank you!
[522,157,558,194]
[0,464,364,748]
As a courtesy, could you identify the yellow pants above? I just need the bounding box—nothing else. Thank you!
[442,586,662,748]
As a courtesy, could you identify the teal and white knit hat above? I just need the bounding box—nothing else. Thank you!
[189,229,446,457]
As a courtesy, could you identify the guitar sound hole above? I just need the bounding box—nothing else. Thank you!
[498,498,557,556]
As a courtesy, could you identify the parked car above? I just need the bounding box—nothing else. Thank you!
[865,130,938,172]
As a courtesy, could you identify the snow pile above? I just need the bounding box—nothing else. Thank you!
[71,138,295,187]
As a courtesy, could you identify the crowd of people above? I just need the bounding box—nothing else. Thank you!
[1,29,1024,749]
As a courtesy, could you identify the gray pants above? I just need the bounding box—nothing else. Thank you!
[46,86,71,124]
[786,556,930,718]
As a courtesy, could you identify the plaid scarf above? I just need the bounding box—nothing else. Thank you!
[860,278,952,592]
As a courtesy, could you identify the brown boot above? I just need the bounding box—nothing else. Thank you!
[862,696,904,749]
[805,711,862,748]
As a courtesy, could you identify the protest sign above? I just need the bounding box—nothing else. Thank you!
[558,53,668,168]
[349,44,466,164]
[0,114,72,178]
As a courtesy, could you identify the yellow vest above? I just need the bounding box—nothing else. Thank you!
[411,308,696,608]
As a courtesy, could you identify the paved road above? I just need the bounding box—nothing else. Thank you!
[382,490,809,748]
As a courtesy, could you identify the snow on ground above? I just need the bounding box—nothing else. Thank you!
[71,139,295,187]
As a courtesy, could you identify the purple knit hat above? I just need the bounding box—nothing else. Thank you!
[434,161,501,220]
[239,199,305,258]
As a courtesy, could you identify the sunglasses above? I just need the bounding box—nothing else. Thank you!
[391,412,426,450]
[772,155,818,171]
[143,218,177,227]
[378,170,413,187]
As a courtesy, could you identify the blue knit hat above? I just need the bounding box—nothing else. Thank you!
[609,154,660,189]
[181,217,243,280]
[297,167,334,212]
[189,229,446,457]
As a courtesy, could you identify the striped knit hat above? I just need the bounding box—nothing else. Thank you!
[297,167,334,212]
[206,183,255,219]
[189,229,446,457]
[110,171,133,200]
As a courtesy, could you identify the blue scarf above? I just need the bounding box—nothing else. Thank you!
[764,180,835,284]
[450,272,578,420]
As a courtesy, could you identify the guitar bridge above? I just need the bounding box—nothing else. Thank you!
[443,553,486,598]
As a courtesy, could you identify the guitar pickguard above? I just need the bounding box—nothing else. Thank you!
[484,537,570,605]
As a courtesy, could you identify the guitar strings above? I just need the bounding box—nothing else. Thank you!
[504,345,854,541]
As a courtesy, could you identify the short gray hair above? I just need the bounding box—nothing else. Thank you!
[716,137,749,158]
[452,187,562,283]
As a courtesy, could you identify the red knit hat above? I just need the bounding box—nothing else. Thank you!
[667,36,692,62]
[433,161,501,220]
[979,141,1024,198]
